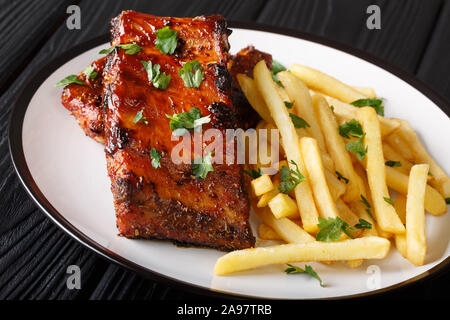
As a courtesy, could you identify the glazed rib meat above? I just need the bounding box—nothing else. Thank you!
[99,11,254,250]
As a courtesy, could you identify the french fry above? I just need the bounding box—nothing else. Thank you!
[300,137,340,219]
[326,97,400,137]
[394,119,450,198]
[406,164,429,266]
[314,93,360,202]
[325,169,346,200]
[289,64,366,103]
[348,201,378,237]
[254,60,319,233]
[384,131,415,162]
[251,174,274,196]
[254,205,314,244]
[269,193,298,219]
[258,224,282,241]
[237,74,274,124]
[383,143,414,175]
[321,152,335,172]
[214,237,391,275]
[335,198,360,227]
[357,107,405,234]
[278,71,327,152]
[385,166,446,215]
[347,259,364,268]
[394,194,407,258]
[352,86,376,98]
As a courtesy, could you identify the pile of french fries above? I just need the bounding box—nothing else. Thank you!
[214,61,449,276]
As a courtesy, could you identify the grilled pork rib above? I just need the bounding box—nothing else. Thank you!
[100,11,255,250]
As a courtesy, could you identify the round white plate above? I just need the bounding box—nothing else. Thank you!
[9,23,450,299]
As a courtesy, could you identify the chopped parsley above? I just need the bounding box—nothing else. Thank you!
[278,160,306,194]
[55,75,84,87]
[83,65,98,79]
[384,197,394,206]
[385,160,402,167]
[243,168,262,179]
[150,148,161,169]
[336,171,349,184]
[284,101,294,109]
[178,60,204,88]
[99,43,142,55]
[270,60,286,87]
[284,264,324,287]
[141,60,171,90]
[316,217,355,241]
[354,218,372,229]
[346,134,367,161]
[289,113,310,129]
[446,198,450,205]
[338,119,364,139]
[351,98,384,116]
[191,151,214,179]
[155,26,178,55]
[166,107,210,136]
[133,110,148,125]
[360,195,374,220]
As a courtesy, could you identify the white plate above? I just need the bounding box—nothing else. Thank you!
[9,24,450,299]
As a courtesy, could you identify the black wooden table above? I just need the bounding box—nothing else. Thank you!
[1,0,449,300]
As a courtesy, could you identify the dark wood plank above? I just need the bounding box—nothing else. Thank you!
[417,1,450,102]
[256,0,442,74]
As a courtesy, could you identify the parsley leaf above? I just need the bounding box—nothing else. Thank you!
[336,171,349,184]
[446,198,450,205]
[191,151,214,179]
[150,148,161,169]
[270,60,286,87]
[360,195,371,208]
[284,101,294,109]
[278,160,306,194]
[99,43,142,55]
[351,98,384,116]
[243,168,262,179]
[339,119,364,139]
[141,60,171,90]
[354,218,372,229]
[428,171,433,176]
[83,65,98,79]
[178,60,204,88]
[133,110,148,125]
[316,217,355,242]
[284,264,324,287]
[166,107,210,136]
[155,26,178,55]
[289,113,310,129]
[385,160,402,167]
[346,134,367,161]
[384,197,394,206]
[55,75,84,87]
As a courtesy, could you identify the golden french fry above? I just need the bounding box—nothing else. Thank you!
[251,174,274,196]
[278,71,327,152]
[289,64,366,103]
[214,237,391,275]
[383,143,414,175]
[321,152,335,172]
[393,194,407,258]
[237,73,274,124]
[300,137,340,220]
[385,166,446,216]
[314,94,360,202]
[269,193,298,219]
[254,60,319,233]
[394,119,450,199]
[335,198,360,227]
[325,169,346,200]
[326,97,400,137]
[254,205,314,244]
[347,259,364,268]
[348,201,378,237]
[352,86,377,98]
[357,107,405,234]
[384,131,415,162]
[406,164,429,266]
[395,234,407,258]
[258,223,282,241]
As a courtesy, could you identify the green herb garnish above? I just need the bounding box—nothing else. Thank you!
[289,113,310,129]
[155,26,178,55]
[99,43,142,55]
[284,264,324,287]
[346,134,367,161]
[278,160,306,194]
[284,101,294,109]
[336,171,349,184]
[354,218,372,229]
[360,195,374,220]
[243,168,262,179]
[191,151,214,179]
[351,98,384,116]
[166,107,210,136]
[178,60,204,88]
[150,148,161,169]
[339,119,364,139]
[384,197,394,206]
[83,65,98,79]
[446,198,450,205]
[316,217,355,241]
[133,110,148,125]
[385,160,402,167]
[141,60,171,90]
[55,75,84,87]
[271,60,286,87]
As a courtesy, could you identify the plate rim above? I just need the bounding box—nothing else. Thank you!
[8,20,450,300]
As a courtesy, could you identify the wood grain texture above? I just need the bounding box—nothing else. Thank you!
[0,0,449,300]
